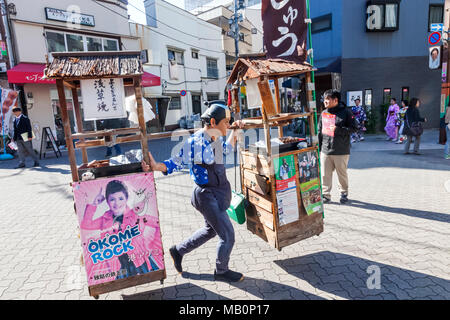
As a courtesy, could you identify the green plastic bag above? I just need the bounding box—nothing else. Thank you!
[227,191,246,224]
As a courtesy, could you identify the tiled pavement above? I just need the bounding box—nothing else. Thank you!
[0,129,449,300]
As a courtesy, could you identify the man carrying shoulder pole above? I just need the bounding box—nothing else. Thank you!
[142,101,245,282]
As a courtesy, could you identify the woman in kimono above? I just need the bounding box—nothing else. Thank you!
[385,98,400,141]
[395,100,409,144]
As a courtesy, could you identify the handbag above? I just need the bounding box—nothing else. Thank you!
[405,113,423,136]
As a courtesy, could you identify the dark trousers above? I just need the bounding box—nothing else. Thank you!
[404,135,421,153]
[17,140,38,164]
[177,187,235,274]
[106,144,122,156]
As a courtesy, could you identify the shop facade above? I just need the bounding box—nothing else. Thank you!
[309,0,445,129]
[4,0,159,149]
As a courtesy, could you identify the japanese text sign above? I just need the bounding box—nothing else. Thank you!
[262,0,308,63]
[81,78,127,120]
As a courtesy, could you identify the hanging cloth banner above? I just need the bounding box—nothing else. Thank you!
[262,0,308,63]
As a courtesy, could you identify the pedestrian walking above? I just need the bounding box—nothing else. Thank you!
[11,107,39,168]
[318,90,358,204]
[385,98,400,141]
[101,118,123,158]
[403,98,427,155]
[350,98,367,143]
[395,100,409,144]
[141,101,245,282]
[444,105,450,160]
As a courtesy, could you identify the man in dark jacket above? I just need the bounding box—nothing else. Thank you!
[318,90,358,204]
[11,107,39,168]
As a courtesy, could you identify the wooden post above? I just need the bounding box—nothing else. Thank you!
[134,77,151,166]
[274,78,283,138]
[232,88,241,120]
[71,87,88,164]
[305,72,317,145]
[56,79,79,182]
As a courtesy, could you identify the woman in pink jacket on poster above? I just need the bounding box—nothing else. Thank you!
[80,179,162,284]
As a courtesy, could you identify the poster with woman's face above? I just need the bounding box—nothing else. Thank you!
[72,172,164,287]
[429,46,441,70]
[0,89,19,134]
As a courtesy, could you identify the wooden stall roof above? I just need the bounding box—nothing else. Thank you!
[44,51,143,80]
[227,56,315,85]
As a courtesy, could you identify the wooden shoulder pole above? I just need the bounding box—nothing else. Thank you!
[305,72,318,145]
[56,79,79,182]
[133,77,151,166]
[71,87,88,164]
[274,78,283,138]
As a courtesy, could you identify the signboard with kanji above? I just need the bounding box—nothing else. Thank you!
[81,78,127,120]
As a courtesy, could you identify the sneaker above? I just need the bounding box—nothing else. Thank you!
[386,137,391,141]
[323,196,331,204]
[413,151,422,155]
[360,137,365,141]
[169,245,183,274]
[404,151,410,155]
[340,194,349,204]
[214,270,244,283]
[351,138,356,143]
[395,140,403,144]
[15,163,25,169]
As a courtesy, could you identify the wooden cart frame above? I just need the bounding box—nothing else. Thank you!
[44,51,166,298]
[228,56,324,251]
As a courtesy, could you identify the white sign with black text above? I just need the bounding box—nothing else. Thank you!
[347,91,363,107]
[81,78,127,121]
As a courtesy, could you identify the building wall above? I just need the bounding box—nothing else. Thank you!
[310,0,343,64]
[7,0,141,150]
[141,0,227,127]
[340,0,444,128]
[341,56,442,128]
[342,0,445,59]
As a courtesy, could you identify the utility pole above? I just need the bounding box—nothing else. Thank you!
[229,0,244,119]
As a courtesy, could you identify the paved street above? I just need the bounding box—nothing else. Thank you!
[0,129,449,300]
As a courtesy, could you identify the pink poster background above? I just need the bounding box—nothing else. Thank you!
[73,172,164,286]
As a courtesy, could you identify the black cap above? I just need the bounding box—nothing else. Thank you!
[201,101,231,125]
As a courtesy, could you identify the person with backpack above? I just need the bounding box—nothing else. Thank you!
[403,98,427,155]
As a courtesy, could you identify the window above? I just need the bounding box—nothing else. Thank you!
[401,87,410,102]
[103,39,119,51]
[192,50,199,59]
[207,94,219,102]
[87,37,102,51]
[45,30,119,54]
[46,31,65,53]
[168,49,184,65]
[364,89,372,107]
[206,58,219,79]
[366,1,400,32]
[429,5,444,31]
[168,97,181,110]
[311,14,332,34]
[66,34,84,52]
[383,88,391,104]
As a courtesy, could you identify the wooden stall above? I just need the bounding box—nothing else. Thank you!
[44,51,166,298]
[228,57,324,251]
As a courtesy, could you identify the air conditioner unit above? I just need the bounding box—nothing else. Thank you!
[0,62,7,73]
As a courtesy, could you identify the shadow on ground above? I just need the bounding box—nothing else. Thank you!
[274,251,450,300]
[121,275,325,300]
